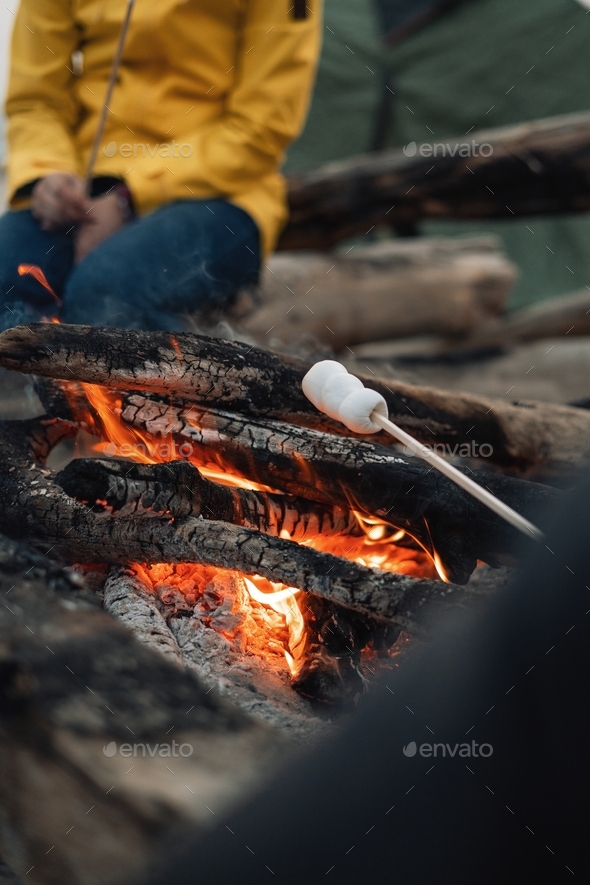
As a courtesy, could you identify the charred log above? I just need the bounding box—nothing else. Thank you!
[121,395,557,583]
[103,566,185,668]
[3,323,589,477]
[281,111,590,250]
[56,458,362,541]
[0,418,464,632]
[291,594,401,707]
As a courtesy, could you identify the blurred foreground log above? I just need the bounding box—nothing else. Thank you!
[243,237,515,349]
[282,111,590,249]
[0,532,280,885]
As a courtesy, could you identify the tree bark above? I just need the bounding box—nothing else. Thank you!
[120,394,557,584]
[0,531,282,885]
[281,111,590,250]
[0,418,464,631]
[3,323,589,477]
[244,238,515,349]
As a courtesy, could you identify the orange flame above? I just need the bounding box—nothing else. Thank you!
[18,265,62,306]
[66,382,438,671]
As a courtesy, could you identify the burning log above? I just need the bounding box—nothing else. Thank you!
[2,323,588,477]
[0,418,466,632]
[119,394,556,583]
[0,531,282,885]
[103,566,185,668]
[281,110,590,250]
[56,457,362,541]
[291,595,401,706]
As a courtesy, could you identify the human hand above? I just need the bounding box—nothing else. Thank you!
[32,173,92,230]
[74,191,128,263]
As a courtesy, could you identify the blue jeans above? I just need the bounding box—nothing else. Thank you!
[0,199,260,331]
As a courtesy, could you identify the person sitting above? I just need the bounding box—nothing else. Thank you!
[0,0,321,331]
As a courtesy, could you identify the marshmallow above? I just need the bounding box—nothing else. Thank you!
[320,373,364,420]
[302,360,388,434]
[301,360,347,410]
[338,388,388,434]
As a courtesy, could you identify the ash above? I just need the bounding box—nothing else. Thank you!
[102,564,335,743]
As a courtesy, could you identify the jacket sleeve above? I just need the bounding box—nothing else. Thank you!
[5,0,82,201]
[180,0,322,195]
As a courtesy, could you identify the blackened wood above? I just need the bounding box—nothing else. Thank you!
[291,595,400,706]
[2,323,589,477]
[56,458,361,541]
[121,395,557,583]
[281,111,590,250]
[103,566,185,668]
[0,419,463,631]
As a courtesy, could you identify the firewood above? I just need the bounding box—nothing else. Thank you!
[3,323,589,477]
[281,110,590,250]
[56,457,362,541]
[103,566,185,668]
[243,238,515,349]
[0,531,282,885]
[0,418,466,631]
[290,594,401,706]
[458,287,590,350]
[120,394,556,584]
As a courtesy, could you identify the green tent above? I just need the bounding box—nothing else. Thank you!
[285,0,590,310]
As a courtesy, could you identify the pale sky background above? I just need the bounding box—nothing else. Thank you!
[0,3,16,166]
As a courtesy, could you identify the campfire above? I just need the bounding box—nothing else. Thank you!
[0,321,577,885]
[0,322,558,712]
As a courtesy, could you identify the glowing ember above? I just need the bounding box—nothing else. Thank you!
[66,381,439,673]
[18,264,62,306]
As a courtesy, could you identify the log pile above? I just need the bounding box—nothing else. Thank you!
[0,322,571,884]
[0,325,570,693]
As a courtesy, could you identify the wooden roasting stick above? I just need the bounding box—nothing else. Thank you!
[85,0,136,191]
[302,361,544,543]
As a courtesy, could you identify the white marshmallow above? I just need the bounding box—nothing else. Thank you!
[320,373,364,420]
[302,360,389,433]
[301,360,347,410]
[337,388,388,434]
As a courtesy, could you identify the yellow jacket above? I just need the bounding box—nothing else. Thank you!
[6,0,322,254]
